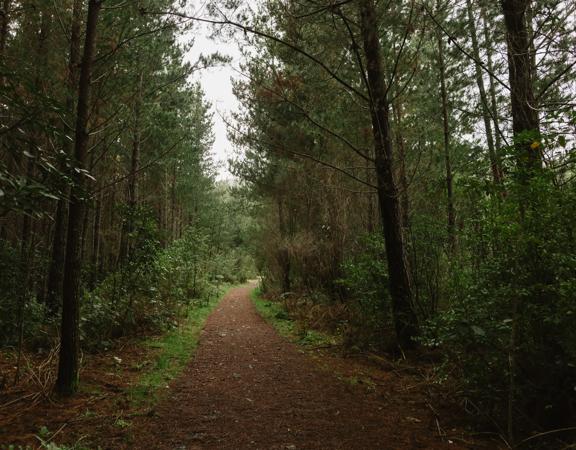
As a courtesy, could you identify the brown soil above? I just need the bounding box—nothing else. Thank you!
[123,284,482,449]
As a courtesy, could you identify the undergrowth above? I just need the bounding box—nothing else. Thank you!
[250,287,335,348]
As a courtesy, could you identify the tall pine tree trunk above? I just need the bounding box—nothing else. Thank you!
[277,196,291,293]
[358,0,418,348]
[56,0,102,396]
[119,71,143,261]
[466,0,503,185]
[392,101,410,233]
[91,190,101,287]
[501,0,541,174]
[481,6,503,152]
[46,0,83,315]
[0,0,10,57]
[436,29,456,251]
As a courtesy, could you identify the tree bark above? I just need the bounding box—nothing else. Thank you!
[501,0,541,175]
[91,190,101,287]
[436,28,456,251]
[170,164,177,240]
[277,196,291,293]
[119,71,143,262]
[358,0,418,348]
[481,5,503,152]
[466,0,504,185]
[46,0,83,315]
[56,0,102,396]
[392,101,410,233]
[0,0,10,57]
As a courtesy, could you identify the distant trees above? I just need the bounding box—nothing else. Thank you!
[0,0,224,394]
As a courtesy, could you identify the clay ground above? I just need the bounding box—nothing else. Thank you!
[122,284,479,449]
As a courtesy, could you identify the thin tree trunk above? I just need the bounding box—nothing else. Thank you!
[15,203,32,384]
[481,5,503,151]
[171,165,177,240]
[91,190,101,287]
[80,203,90,262]
[466,0,504,185]
[120,70,143,261]
[437,28,456,251]
[358,0,418,348]
[392,101,410,232]
[56,0,102,396]
[526,2,538,91]
[277,196,291,293]
[0,0,10,57]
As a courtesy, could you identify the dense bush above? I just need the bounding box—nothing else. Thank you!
[337,233,392,349]
[0,207,255,352]
[81,221,254,348]
[0,241,51,347]
[424,173,576,433]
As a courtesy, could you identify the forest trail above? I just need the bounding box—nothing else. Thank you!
[126,284,462,450]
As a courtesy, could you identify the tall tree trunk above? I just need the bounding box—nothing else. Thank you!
[466,0,504,185]
[392,101,410,232]
[46,0,83,315]
[56,0,102,396]
[170,164,177,240]
[119,71,143,261]
[0,0,10,57]
[525,2,538,91]
[481,5,503,151]
[277,196,291,293]
[80,202,90,261]
[501,0,542,175]
[129,73,143,213]
[437,28,456,251]
[358,0,418,348]
[15,193,33,383]
[91,190,101,287]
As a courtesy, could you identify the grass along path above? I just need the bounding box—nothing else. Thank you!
[129,285,231,409]
[250,287,336,348]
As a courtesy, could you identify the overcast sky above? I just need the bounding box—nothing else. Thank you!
[184,17,244,181]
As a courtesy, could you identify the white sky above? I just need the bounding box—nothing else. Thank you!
[184,19,244,181]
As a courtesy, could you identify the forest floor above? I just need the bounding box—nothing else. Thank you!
[0,283,500,449]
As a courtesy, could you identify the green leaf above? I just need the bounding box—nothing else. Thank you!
[471,325,486,337]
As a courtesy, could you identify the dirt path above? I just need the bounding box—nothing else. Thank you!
[127,284,463,449]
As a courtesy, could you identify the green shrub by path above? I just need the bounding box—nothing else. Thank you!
[421,173,576,439]
[80,223,253,350]
[250,287,334,348]
[129,285,231,409]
